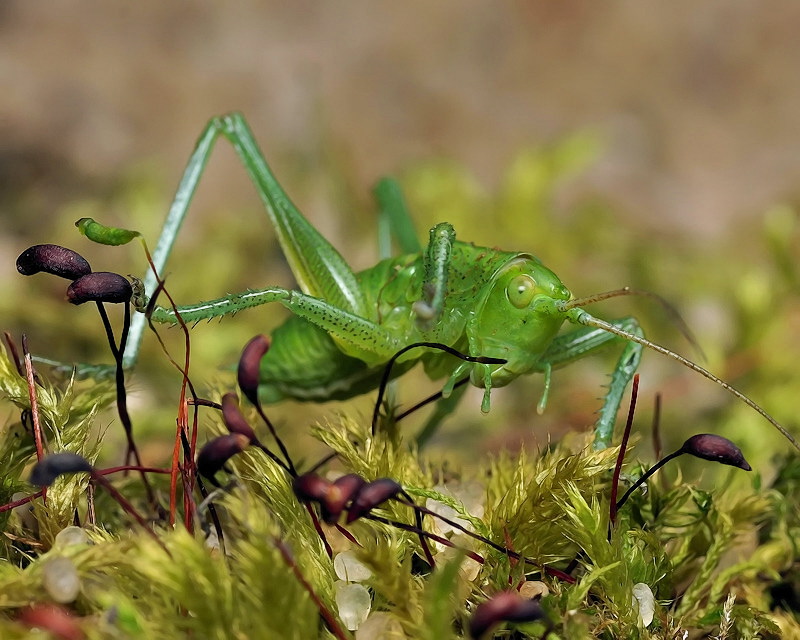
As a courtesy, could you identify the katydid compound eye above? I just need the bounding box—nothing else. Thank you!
[507,274,536,308]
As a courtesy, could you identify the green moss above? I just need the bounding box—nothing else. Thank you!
[2,135,799,638]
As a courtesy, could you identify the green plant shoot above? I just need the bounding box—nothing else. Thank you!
[76,217,141,246]
[119,113,796,450]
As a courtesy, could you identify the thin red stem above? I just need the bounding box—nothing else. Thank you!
[22,336,46,503]
[274,539,350,640]
[98,465,171,476]
[0,490,44,513]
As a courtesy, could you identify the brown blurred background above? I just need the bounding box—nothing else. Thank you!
[3,2,800,236]
[1,1,799,461]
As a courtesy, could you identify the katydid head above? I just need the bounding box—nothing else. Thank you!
[468,256,571,387]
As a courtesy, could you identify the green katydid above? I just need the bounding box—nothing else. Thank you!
[112,112,795,450]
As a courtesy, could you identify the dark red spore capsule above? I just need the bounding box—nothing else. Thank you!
[681,433,751,471]
[196,434,250,485]
[292,472,331,504]
[346,478,402,523]
[66,272,133,305]
[221,393,258,444]
[322,474,366,524]
[238,334,270,406]
[16,244,92,280]
[29,452,94,487]
[469,591,546,639]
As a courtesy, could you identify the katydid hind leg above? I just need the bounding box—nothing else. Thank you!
[125,112,370,369]
[218,114,368,316]
[124,122,221,369]
[373,177,422,259]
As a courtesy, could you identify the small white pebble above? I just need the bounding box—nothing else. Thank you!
[11,492,37,531]
[42,557,81,603]
[632,582,655,627]
[432,541,482,582]
[54,526,91,548]
[518,580,549,600]
[458,555,481,582]
[451,481,485,519]
[426,499,458,536]
[426,482,484,540]
[335,581,371,631]
[334,551,373,582]
[355,612,405,639]
[425,499,472,537]
[204,529,220,553]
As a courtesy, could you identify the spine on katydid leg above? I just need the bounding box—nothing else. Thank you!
[145,288,292,323]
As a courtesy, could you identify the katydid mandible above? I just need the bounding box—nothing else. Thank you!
[123,113,797,450]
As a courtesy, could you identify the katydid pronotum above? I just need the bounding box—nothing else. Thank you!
[109,112,794,450]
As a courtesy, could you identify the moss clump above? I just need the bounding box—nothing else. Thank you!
[0,337,797,638]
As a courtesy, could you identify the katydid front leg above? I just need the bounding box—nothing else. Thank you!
[560,305,799,451]
[540,318,643,449]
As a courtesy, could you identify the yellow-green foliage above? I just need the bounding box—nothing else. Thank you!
[0,369,797,638]
[2,138,799,639]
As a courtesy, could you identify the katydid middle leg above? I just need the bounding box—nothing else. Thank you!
[146,284,407,367]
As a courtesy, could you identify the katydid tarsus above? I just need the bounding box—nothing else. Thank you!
[111,112,795,450]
